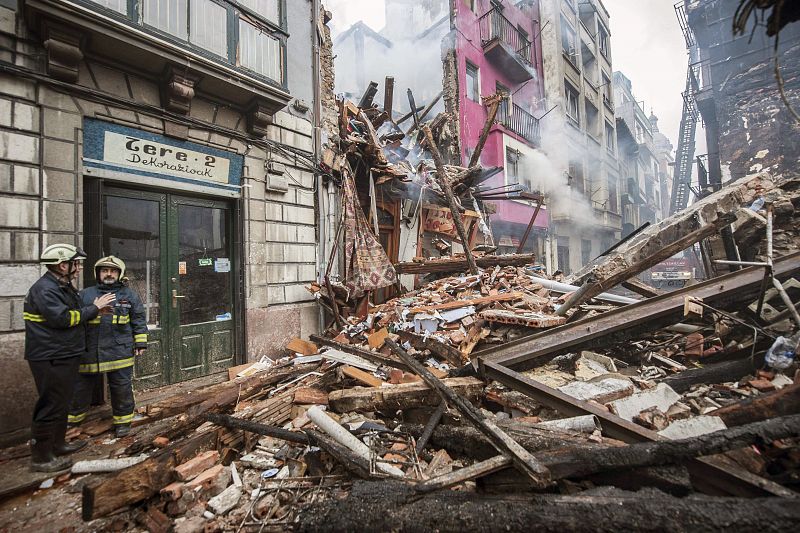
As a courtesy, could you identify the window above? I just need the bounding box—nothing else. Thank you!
[585,100,599,137]
[598,24,610,58]
[601,72,612,107]
[466,62,480,102]
[607,174,618,213]
[581,42,597,85]
[506,147,520,184]
[190,0,228,57]
[564,81,579,124]
[239,19,282,79]
[635,120,646,143]
[581,239,592,266]
[87,0,286,85]
[557,238,571,274]
[605,121,615,154]
[238,0,280,25]
[561,17,577,65]
[568,158,584,192]
[562,0,576,13]
[143,0,188,40]
[89,0,127,15]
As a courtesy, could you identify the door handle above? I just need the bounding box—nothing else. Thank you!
[172,289,186,308]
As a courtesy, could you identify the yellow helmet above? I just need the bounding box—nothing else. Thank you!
[40,244,87,265]
[94,255,126,281]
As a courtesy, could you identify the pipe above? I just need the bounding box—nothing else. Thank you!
[535,415,601,434]
[534,276,701,334]
[71,455,149,474]
[307,406,404,478]
[533,277,637,305]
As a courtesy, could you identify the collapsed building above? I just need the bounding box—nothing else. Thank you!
[0,0,799,531]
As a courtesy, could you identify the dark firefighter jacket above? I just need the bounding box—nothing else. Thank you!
[79,282,147,373]
[24,272,100,361]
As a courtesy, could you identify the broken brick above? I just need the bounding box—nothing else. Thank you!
[175,450,221,482]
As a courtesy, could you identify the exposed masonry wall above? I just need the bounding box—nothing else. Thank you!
[0,5,320,440]
[716,42,800,181]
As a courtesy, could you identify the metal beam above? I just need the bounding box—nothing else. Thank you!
[480,360,797,498]
[479,251,800,370]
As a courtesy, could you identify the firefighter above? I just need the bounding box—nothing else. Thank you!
[69,256,147,438]
[24,244,116,472]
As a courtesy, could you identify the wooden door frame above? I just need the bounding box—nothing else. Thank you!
[83,178,245,388]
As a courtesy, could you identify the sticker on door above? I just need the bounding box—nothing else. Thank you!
[214,258,230,273]
[178,261,187,275]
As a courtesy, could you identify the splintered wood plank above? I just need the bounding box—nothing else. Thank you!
[341,365,384,388]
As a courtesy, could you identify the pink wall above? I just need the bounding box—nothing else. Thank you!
[454,0,548,229]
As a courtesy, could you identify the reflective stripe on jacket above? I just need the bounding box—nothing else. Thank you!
[79,282,147,373]
[23,272,99,361]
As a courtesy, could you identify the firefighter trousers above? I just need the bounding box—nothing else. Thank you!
[68,365,135,426]
[29,357,80,427]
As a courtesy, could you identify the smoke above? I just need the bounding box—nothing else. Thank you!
[332,15,449,117]
[516,109,599,228]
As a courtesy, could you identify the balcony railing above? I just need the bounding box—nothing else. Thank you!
[498,103,541,145]
[478,8,533,66]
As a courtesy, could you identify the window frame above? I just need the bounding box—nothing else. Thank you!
[560,16,578,66]
[72,0,288,88]
[598,22,610,59]
[564,81,580,125]
[466,61,480,103]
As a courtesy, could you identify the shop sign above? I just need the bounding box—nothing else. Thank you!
[82,119,243,194]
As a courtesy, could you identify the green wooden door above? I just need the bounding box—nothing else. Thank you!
[167,195,236,382]
[101,187,236,388]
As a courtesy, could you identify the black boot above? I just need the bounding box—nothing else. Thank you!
[30,424,72,473]
[114,424,131,438]
[53,420,87,456]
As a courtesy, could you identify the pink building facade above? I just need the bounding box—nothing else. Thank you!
[451,0,548,254]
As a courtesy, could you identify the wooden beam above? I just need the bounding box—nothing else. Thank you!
[82,430,216,520]
[556,213,736,316]
[393,253,536,275]
[328,377,484,413]
[423,125,479,275]
[397,330,463,368]
[309,334,412,372]
[708,382,800,427]
[481,360,796,498]
[383,76,394,118]
[386,339,551,489]
[468,93,503,168]
[621,278,663,298]
[415,402,446,454]
[479,251,800,371]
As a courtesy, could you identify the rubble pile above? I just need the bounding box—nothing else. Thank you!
[309,264,573,365]
[1,174,797,532]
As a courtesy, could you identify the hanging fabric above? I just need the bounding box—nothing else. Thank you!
[341,168,397,297]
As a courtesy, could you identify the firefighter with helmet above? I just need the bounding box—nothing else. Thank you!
[24,244,116,472]
[69,255,147,438]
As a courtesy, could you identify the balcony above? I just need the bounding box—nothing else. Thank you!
[498,103,541,145]
[478,8,534,83]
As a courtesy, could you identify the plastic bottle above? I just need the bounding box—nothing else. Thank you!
[749,196,765,212]
[765,333,798,370]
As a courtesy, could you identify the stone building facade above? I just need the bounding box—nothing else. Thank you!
[0,0,327,443]
[538,0,621,274]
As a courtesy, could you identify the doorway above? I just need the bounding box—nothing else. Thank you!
[85,183,240,388]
